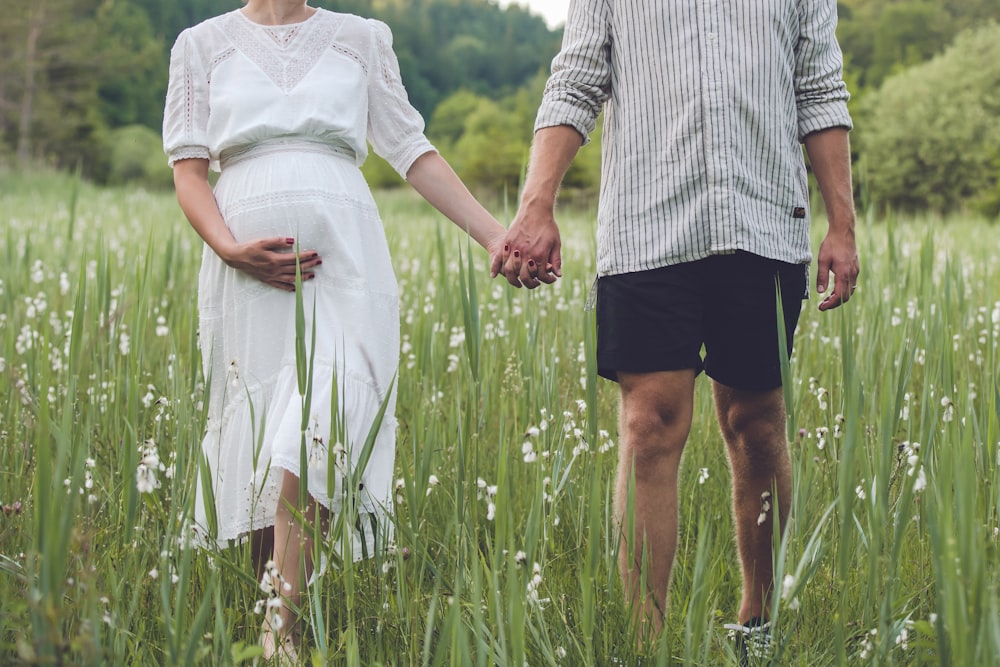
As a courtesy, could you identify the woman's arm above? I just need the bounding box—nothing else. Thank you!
[172,158,322,292]
[404,151,506,256]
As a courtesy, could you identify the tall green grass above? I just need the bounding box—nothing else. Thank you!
[1,173,998,665]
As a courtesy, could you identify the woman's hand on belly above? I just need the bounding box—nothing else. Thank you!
[219,237,322,292]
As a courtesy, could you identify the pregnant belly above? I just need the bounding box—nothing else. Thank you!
[214,152,394,293]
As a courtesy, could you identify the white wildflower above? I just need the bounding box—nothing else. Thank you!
[31,260,45,284]
[136,463,159,494]
[781,573,800,610]
[941,396,954,423]
[816,387,828,410]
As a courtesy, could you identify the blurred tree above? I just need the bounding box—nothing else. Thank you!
[106,124,173,188]
[428,90,485,147]
[838,0,1000,90]
[1,0,160,178]
[857,23,1000,215]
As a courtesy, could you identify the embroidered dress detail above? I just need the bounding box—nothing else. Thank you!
[224,10,346,93]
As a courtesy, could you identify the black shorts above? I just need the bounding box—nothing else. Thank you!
[595,252,807,390]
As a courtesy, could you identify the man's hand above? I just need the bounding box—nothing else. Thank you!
[490,202,563,289]
[815,227,859,311]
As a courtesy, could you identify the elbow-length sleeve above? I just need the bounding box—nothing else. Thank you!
[163,29,211,166]
[534,0,612,144]
[794,0,853,140]
[365,20,435,179]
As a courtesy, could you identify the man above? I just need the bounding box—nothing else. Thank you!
[490,0,859,652]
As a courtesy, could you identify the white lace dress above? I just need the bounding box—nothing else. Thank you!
[163,8,433,554]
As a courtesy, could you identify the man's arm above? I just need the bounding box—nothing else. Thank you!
[804,127,859,310]
[491,125,584,288]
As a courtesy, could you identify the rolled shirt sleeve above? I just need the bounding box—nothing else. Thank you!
[794,0,853,140]
[163,29,212,166]
[534,0,612,143]
[365,19,435,179]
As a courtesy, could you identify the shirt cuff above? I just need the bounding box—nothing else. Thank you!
[535,98,599,146]
[797,103,853,141]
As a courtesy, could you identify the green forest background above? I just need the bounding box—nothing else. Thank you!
[1,0,999,215]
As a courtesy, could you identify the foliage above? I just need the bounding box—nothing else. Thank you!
[856,23,1000,215]
[106,124,174,189]
[0,0,560,189]
[2,176,1000,664]
[426,75,602,195]
[837,0,1000,90]
[3,0,999,202]
[0,0,162,180]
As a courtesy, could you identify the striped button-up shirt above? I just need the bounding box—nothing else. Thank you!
[536,0,853,276]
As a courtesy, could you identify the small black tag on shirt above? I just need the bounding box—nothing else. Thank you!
[793,207,807,219]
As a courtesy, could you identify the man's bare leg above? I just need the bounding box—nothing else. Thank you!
[713,383,792,624]
[616,369,696,641]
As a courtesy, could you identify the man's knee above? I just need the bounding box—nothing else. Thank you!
[715,387,785,443]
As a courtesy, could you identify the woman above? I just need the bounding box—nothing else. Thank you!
[163,0,505,657]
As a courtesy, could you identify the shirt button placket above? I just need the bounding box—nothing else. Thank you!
[701,0,725,250]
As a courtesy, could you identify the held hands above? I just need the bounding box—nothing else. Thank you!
[219,237,322,292]
[489,202,563,289]
[816,227,860,311]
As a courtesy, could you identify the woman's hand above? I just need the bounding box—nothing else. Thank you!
[172,159,322,292]
[218,237,322,292]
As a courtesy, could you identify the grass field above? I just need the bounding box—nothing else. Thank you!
[1,170,999,665]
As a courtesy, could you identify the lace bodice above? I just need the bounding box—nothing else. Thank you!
[163,9,434,176]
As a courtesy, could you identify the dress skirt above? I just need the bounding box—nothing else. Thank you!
[193,140,398,558]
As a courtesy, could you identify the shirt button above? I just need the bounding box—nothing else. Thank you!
[707,32,716,41]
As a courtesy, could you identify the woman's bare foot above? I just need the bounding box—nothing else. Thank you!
[260,615,298,663]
